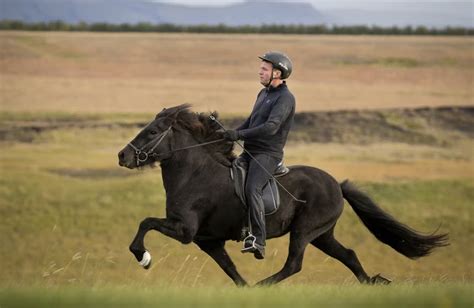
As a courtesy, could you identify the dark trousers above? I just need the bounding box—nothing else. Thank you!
[240,152,280,247]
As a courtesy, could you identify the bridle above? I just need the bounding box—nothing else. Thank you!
[127,125,173,166]
[127,124,225,167]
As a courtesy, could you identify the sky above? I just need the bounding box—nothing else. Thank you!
[154,0,473,9]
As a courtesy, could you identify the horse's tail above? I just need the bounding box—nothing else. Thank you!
[340,180,449,259]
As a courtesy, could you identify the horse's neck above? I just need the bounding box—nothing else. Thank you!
[160,150,224,197]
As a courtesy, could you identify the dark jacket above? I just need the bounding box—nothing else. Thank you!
[237,82,295,159]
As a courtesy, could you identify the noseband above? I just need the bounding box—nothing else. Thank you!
[127,126,173,166]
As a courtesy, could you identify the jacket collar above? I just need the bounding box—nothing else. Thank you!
[266,81,287,93]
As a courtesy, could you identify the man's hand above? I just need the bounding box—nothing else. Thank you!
[223,130,240,141]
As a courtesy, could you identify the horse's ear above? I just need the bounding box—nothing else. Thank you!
[209,111,221,130]
[155,104,191,121]
[155,108,167,119]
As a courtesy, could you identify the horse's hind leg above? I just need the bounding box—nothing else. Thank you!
[311,228,391,284]
[255,232,309,286]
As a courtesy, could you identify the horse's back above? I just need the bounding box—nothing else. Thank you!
[265,164,344,239]
[286,164,343,197]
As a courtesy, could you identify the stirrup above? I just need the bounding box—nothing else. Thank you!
[241,234,265,259]
[241,234,257,252]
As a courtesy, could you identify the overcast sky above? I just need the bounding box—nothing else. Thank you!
[154,0,473,9]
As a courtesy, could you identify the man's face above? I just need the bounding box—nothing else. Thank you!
[259,61,273,86]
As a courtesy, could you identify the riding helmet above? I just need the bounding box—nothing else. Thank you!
[259,51,293,79]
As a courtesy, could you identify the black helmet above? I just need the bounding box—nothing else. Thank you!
[259,51,293,79]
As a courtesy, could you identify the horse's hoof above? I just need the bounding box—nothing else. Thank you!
[370,273,392,285]
[138,250,152,269]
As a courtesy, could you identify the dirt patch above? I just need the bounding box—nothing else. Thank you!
[0,121,144,143]
[224,105,474,145]
[1,106,472,145]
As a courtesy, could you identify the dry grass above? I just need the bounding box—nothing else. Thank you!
[1,31,472,114]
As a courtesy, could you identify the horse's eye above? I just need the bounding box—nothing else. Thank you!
[150,130,158,135]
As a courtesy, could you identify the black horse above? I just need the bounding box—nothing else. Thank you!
[118,104,448,286]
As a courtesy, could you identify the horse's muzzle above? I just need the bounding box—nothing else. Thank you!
[118,149,134,169]
[118,150,127,167]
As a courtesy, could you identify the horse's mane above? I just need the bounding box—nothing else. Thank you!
[156,104,236,166]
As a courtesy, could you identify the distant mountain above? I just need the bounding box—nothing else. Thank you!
[0,0,326,25]
[0,0,471,28]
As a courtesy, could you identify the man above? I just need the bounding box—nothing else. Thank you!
[223,51,295,260]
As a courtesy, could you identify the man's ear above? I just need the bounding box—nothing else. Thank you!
[273,69,282,79]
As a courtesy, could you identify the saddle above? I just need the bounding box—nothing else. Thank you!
[230,157,290,216]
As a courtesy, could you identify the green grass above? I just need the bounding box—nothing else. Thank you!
[1,284,472,308]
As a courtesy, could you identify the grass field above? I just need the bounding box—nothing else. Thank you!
[1,284,472,308]
[0,32,473,306]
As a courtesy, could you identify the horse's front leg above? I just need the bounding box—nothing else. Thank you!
[129,217,197,269]
[195,240,248,287]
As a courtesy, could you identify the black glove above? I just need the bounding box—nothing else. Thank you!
[223,130,240,141]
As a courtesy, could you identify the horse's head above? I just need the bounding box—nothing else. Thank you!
[118,104,189,169]
[118,104,234,169]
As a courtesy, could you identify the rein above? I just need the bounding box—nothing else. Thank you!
[154,138,226,157]
[127,125,225,166]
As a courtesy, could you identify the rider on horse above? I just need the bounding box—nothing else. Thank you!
[223,51,295,259]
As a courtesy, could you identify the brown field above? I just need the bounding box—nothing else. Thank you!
[0,31,472,114]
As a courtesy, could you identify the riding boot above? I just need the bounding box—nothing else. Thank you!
[241,190,266,259]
